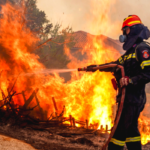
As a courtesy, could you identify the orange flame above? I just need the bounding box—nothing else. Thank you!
[139,115,150,145]
[1,2,150,144]
[0,2,119,130]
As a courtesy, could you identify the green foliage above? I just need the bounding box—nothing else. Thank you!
[24,0,75,69]
[0,0,76,69]
[36,24,76,69]
[25,0,53,37]
[0,0,53,37]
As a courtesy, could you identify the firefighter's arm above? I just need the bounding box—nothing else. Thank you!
[86,58,122,72]
[130,46,150,85]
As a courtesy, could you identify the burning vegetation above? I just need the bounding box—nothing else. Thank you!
[0,1,117,130]
[0,0,150,149]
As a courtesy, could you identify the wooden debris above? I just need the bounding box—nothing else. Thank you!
[52,97,58,116]
[106,125,108,132]
[101,125,103,130]
[86,120,88,129]
[22,89,39,109]
[34,90,45,120]
[69,115,72,126]
[72,117,75,127]
[0,83,109,133]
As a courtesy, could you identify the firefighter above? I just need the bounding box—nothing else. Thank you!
[87,15,150,150]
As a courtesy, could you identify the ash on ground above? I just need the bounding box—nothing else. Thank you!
[0,121,149,150]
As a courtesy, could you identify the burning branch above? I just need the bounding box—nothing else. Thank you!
[22,88,39,109]
[52,97,58,116]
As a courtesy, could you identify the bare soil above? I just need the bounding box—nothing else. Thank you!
[0,134,35,150]
[0,120,150,150]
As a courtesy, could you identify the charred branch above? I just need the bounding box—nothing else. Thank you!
[0,81,109,133]
[22,88,39,109]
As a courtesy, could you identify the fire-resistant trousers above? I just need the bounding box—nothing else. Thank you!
[108,102,144,150]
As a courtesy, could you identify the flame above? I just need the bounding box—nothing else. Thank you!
[2,1,150,144]
[63,33,120,130]
[139,115,150,145]
[139,98,150,145]
[88,0,121,38]
[0,2,120,130]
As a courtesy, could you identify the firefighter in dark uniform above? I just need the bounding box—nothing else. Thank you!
[87,15,150,150]
[107,15,150,150]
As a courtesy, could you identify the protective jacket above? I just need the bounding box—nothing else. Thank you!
[108,40,150,150]
[107,15,150,150]
[115,40,150,105]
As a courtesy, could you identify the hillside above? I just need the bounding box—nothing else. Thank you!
[72,31,124,54]
[69,31,124,62]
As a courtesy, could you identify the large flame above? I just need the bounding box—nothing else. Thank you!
[0,2,118,130]
[0,1,150,146]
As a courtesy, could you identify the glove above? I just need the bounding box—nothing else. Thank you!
[86,65,97,72]
[120,76,133,87]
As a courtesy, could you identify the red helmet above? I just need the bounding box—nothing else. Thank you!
[122,15,142,30]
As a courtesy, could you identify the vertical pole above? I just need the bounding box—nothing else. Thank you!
[106,125,108,132]
[101,125,103,130]
[69,115,72,126]
[72,118,75,127]
[86,120,88,129]
[52,97,58,116]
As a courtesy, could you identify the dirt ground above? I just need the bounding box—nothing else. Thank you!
[0,122,150,150]
[0,134,35,150]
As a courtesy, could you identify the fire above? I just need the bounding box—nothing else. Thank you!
[1,1,150,145]
[0,2,119,131]
[63,34,120,130]
[88,0,120,38]
[139,115,150,145]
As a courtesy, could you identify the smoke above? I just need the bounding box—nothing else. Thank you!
[110,0,150,29]
[37,0,150,40]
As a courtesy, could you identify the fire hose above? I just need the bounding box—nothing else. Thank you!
[78,64,125,150]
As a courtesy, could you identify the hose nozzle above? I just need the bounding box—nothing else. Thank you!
[78,67,87,71]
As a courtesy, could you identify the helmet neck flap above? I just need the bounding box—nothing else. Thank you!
[123,24,150,51]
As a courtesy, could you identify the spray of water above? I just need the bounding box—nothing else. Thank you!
[19,68,77,77]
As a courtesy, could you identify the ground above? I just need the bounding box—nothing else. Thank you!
[0,122,150,150]
[0,134,35,150]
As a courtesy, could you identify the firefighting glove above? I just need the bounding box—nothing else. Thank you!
[120,76,133,87]
[86,65,97,72]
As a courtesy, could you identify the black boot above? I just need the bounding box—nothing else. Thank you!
[108,142,124,150]
[126,141,142,150]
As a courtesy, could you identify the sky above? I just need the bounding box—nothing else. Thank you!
[37,0,150,40]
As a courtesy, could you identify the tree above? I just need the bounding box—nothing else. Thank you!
[0,0,53,37]
[36,25,76,69]
[25,0,53,37]
[0,0,76,69]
